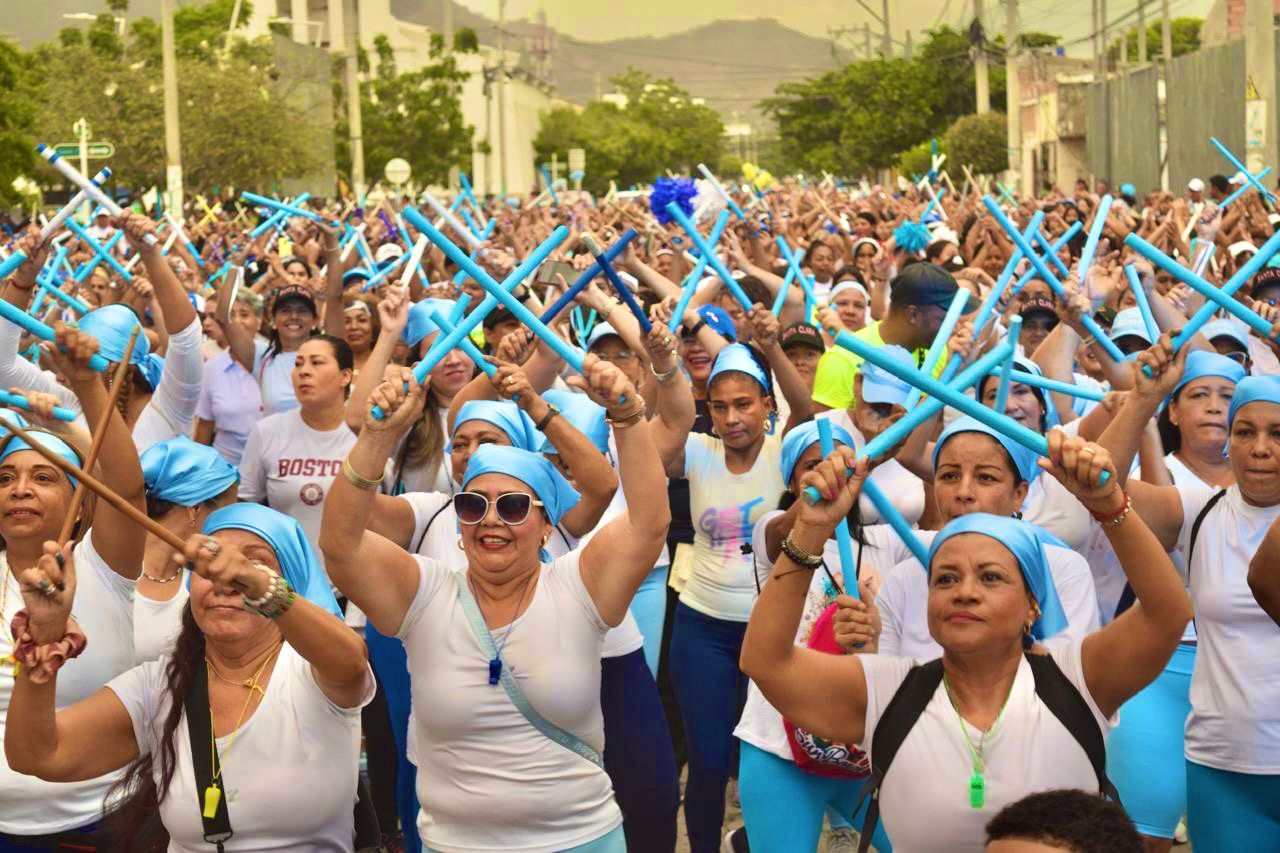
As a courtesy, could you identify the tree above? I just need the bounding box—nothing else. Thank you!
[896,140,934,177]
[942,112,1008,174]
[533,68,723,194]
[1116,18,1202,62]
[0,39,35,206]
[335,32,473,188]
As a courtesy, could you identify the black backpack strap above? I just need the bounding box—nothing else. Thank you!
[857,659,945,853]
[1025,653,1120,803]
[411,498,455,556]
[1113,487,1227,619]
[184,662,233,851]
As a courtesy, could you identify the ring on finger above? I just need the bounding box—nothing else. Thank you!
[36,578,54,596]
[202,538,221,558]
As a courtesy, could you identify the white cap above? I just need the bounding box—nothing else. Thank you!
[1228,240,1258,259]
[374,243,404,264]
[1230,172,1248,186]
[1188,178,1205,193]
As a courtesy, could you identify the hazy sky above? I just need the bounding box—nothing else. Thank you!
[457,0,1217,55]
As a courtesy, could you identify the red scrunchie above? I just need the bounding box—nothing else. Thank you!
[9,611,87,684]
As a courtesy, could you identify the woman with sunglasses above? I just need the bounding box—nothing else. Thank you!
[5,504,373,851]
[0,323,148,849]
[321,356,669,853]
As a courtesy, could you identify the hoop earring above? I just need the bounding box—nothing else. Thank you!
[457,537,465,551]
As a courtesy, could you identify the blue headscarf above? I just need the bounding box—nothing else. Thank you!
[449,400,542,452]
[0,430,80,488]
[78,304,150,365]
[1228,374,1280,430]
[983,356,1059,430]
[541,389,610,455]
[927,513,1068,641]
[0,409,30,434]
[934,415,1041,484]
[780,419,855,485]
[142,437,239,507]
[709,343,770,396]
[202,504,341,617]
[462,444,581,527]
[1173,350,1246,398]
[403,297,459,348]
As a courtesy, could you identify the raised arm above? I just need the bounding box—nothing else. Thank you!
[579,358,671,625]
[319,224,346,338]
[641,324,696,476]
[344,286,409,434]
[747,305,812,433]
[119,213,197,333]
[1041,433,1194,719]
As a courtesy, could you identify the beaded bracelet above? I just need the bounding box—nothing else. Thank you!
[1090,491,1132,527]
[242,562,296,619]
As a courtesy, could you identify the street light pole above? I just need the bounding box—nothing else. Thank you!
[160,0,183,214]
[497,0,509,198]
[345,0,366,199]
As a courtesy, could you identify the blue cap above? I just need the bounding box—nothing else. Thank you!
[709,343,770,395]
[462,444,581,526]
[779,419,854,485]
[541,389,610,455]
[203,504,341,617]
[1109,307,1152,345]
[1173,350,1246,399]
[928,513,1068,641]
[858,345,914,406]
[1201,317,1249,351]
[688,305,737,342]
[585,322,624,352]
[934,414,1041,484]
[1228,375,1280,430]
[0,430,80,488]
[1120,182,1137,197]
[141,437,240,507]
[450,400,542,452]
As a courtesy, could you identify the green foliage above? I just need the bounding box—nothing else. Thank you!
[534,68,724,194]
[1116,17,1201,61]
[1019,31,1060,49]
[0,39,35,205]
[942,112,1008,175]
[896,140,933,177]
[334,32,474,187]
[453,28,479,54]
[761,26,1014,176]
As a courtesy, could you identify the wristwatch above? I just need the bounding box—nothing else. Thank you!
[535,403,560,432]
[780,536,823,570]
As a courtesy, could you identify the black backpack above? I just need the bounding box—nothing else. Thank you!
[855,652,1121,852]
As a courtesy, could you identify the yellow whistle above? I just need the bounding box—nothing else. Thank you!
[203,784,221,818]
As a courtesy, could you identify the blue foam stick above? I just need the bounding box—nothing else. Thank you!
[1126,233,1278,342]
[360,252,411,292]
[770,264,798,316]
[815,417,860,601]
[982,197,1127,364]
[1211,137,1276,202]
[1123,264,1159,343]
[905,288,973,410]
[250,192,311,238]
[667,210,732,332]
[582,234,652,334]
[863,480,930,567]
[240,192,336,227]
[0,298,109,371]
[1220,168,1272,208]
[997,182,1018,207]
[37,278,89,315]
[450,294,472,323]
[0,389,76,423]
[539,229,638,323]
[994,316,1024,413]
[458,206,482,239]
[1032,229,1072,278]
[665,203,754,312]
[1008,223,1083,300]
[428,309,494,378]
[996,369,1107,403]
[539,166,560,205]
[775,236,817,310]
[1076,194,1114,278]
[921,186,947,219]
[823,324,1110,485]
[63,218,133,282]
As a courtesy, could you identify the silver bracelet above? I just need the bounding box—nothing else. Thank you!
[650,356,682,382]
[241,562,277,609]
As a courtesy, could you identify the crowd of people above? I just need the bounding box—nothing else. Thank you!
[0,164,1277,853]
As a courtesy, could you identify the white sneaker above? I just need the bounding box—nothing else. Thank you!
[721,825,748,853]
[827,827,858,853]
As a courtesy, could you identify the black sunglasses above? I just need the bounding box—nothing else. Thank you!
[453,491,543,526]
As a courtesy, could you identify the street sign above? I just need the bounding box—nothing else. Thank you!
[385,157,412,185]
[53,142,115,160]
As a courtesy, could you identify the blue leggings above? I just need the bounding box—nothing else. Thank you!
[601,649,680,852]
[739,742,893,852]
[1106,642,1195,837]
[669,602,750,853]
[1186,760,1280,852]
[365,624,422,853]
[631,564,669,678]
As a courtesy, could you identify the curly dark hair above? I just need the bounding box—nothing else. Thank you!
[985,789,1142,853]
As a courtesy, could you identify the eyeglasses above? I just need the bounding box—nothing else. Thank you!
[1221,349,1249,365]
[453,491,544,525]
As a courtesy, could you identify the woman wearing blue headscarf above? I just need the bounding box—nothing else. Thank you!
[0,214,203,454]
[135,437,240,662]
[0,319,148,848]
[1098,333,1280,852]
[5,504,373,851]
[322,357,670,852]
[743,433,1192,852]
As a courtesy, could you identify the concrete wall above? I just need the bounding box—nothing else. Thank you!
[1086,65,1161,191]
[269,33,338,197]
[1165,40,1246,192]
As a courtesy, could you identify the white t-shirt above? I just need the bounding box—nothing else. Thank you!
[384,407,454,497]
[1022,473,1092,553]
[238,410,357,575]
[0,535,137,834]
[1178,484,1280,773]
[255,348,300,416]
[819,410,926,525]
[133,581,189,664]
[876,529,1100,660]
[680,432,785,622]
[396,551,622,852]
[735,512,899,761]
[107,643,374,851]
[197,345,266,466]
[860,639,1112,852]
[132,318,205,454]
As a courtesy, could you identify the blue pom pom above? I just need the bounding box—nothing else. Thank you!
[894,220,931,254]
[650,177,698,225]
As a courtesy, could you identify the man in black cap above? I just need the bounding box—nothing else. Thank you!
[812,262,975,411]
[779,322,824,391]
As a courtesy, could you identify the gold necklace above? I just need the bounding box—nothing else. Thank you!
[202,643,281,819]
[205,642,281,696]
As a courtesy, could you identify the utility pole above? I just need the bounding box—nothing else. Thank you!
[904,30,913,60]
[161,0,183,213]
[974,0,990,113]
[497,0,508,197]
[1138,0,1147,64]
[881,0,891,57]
[291,0,308,43]
[1245,0,1278,174]
[1006,0,1021,191]
[864,23,872,59]
[442,0,453,52]
[1092,0,1100,77]
[345,0,365,198]
[1161,0,1172,63]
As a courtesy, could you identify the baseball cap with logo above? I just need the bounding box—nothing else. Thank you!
[779,322,825,353]
[1109,307,1153,346]
[889,262,978,311]
[1020,296,1057,319]
[1202,317,1250,352]
[858,345,915,406]
[270,284,317,315]
[684,305,737,342]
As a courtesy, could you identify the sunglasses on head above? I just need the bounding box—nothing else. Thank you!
[453,491,543,525]
[1221,349,1249,365]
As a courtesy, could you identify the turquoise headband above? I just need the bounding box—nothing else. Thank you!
[141,437,239,507]
[0,431,80,489]
[780,419,854,484]
[462,444,580,526]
